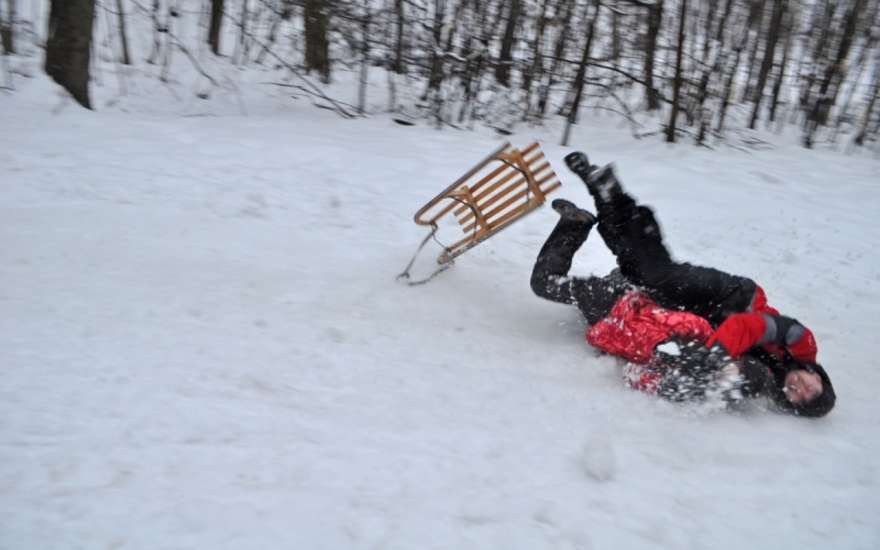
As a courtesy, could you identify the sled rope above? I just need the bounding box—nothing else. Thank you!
[396,224,453,285]
[396,197,481,286]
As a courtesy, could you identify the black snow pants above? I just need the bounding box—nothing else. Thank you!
[530,216,628,325]
[589,177,757,326]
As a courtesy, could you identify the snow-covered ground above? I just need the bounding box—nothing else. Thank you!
[3,70,880,550]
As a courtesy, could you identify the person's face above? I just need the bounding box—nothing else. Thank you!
[784,369,823,404]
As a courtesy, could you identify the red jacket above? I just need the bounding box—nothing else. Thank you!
[587,291,714,364]
[707,286,818,363]
[587,285,818,367]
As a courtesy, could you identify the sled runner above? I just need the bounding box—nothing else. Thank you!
[405,141,562,277]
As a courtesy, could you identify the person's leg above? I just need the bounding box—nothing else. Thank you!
[565,154,673,282]
[531,200,627,324]
[564,152,757,324]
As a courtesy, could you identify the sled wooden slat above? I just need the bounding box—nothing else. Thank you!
[462,177,559,234]
[412,141,561,265]
[445,195,550,257]
[458,169,557,227]
[452,157,550,218]
[462,180,562,235]
[464,142,541,195]
[461,175,560,233]
[416,142,513,225]
[460,145,545,198]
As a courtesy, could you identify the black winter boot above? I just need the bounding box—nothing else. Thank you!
[586,164,624,203]
[551,199,596,225]
[564,151,596,178]
[564,151,623,201]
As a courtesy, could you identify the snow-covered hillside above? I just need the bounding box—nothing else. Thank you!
[2,72,879,550]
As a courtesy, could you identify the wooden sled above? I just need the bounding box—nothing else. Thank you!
[413,141,562,265]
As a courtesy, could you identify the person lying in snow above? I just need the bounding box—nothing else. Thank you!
[529,152,835,417]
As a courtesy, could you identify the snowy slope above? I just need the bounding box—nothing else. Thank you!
[2,73,880,550]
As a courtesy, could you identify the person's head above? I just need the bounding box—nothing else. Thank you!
[783,369,823,403]
[776,362,836,417]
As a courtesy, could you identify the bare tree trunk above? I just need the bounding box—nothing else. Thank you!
[700,0,716,64]
[561,0,598,146]
[666,0,687,143]
[209,0,224,55]
[255,1,292,65]
[45,0,95,109]
[768,3,793,124]
[835,16,878,131]
[146,0,161,64]
[159,2,175,82]
[854,68,879,146]
[425,0,446,93]
[804,0,867,148]
[611,6,621,67]
[460,1,499,123]
[393,0,405,74]
[523,0,549,121]
[741,0,765,102]
[114,0,131,65]
[537,0,573,117]
[235,0,249,65]
[716,39,744,135]
[423,0,466,126]
[694,0,734,144]
[495,0,521,87]
[799,1,837,115]
[1,0,15,54]
[748,0,785,129]
[304,0,330,82]
[356,4,370,115]
[644,1,663,111]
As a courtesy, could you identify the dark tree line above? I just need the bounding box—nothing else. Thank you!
[6,0,879,148]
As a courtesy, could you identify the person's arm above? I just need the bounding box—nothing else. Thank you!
[706,312,818,363]
[654,342,773,404]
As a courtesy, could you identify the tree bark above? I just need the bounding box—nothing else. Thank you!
[209,0,224,55]
[304,0,330,82]
[644,1,663,111]
[748,0,785,129]
[666,0,687,143]
[694,0,734,144]
[1,0,15,54]
[114,0,131,65]
[741,0,765,102]
[495,0,521,87]
[717,33,745,135]
[425,0,446,92]
[255,1,292,65]
[236,0,249,64]
[854,69,879,146]
[45,0,95,109]
[835,10,878,131]
[357,4,370,115]
[804,0,867,148]
[460,1,500,124]
[561,0,598,146]
[522,0,549,120]
[537,0,574,117]
[799,1,837,114]
[768,4,793,124]
[146,0,160,64]
[393,0,405,74]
